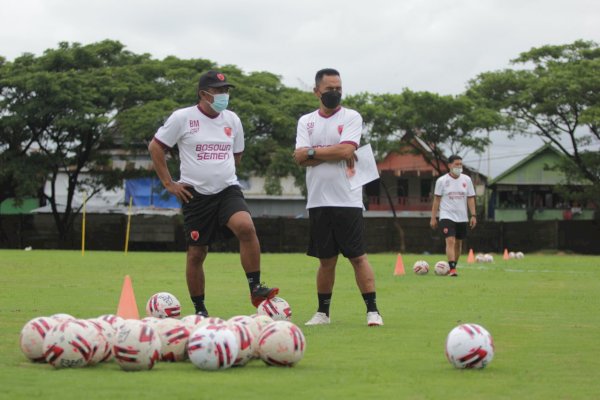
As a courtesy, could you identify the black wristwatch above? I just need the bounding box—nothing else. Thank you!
[307,148,316,160]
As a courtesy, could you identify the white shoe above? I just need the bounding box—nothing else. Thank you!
[305,312,330,326]
[367,311,383,326]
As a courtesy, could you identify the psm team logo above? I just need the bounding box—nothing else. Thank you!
[190,231,200,241]
[337,125,344,135]
[224,127,232,137]
[462,182,467,188]
[443,228,448,234]
[217,73,225,81]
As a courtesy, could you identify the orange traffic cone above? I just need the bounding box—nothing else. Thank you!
[503,248,509,260]
[467,248,475,264]
[116,275,140,319]
[394,253,405,276]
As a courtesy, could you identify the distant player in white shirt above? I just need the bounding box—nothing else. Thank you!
[148,70,278,316]
[430,155,477,277]
[293,68,383,327]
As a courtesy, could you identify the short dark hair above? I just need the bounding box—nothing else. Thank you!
[448,155,463,164]
[315,68,340,86]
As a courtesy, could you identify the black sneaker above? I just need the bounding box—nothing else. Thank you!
[251,283,279,307]
[196,310,209,317]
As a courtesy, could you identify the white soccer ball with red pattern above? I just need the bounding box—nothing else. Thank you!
[257,321,306,367]
[196,317,226,328]
[227,322,255,366]
[113,320,161,371]
[42,319,98,368]
[97,314,124,329]
[146,292,181,318]
[251,314,274,331]
[445,323,495,369]
[515,251,525,259]
[20,316,60,362]
[181,314,205,331]
[434,261,450,275]
[228,316,260,342]
[228,315,261,359]
[155,318,190,362]
[86,319,112,365]
[257,297,292,321]
[413,260,429,275]
[187,325,239,370]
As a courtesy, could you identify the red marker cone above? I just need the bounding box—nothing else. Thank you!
[116,275,140,319]
[394,253,405,276]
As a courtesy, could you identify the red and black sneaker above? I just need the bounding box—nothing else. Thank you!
[251,283,279,307]
[449,268,458,277]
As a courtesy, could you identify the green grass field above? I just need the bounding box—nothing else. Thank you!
[1,250,599,399]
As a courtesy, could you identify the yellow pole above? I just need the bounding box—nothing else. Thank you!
[81,192,87,256]
[124,196,133,254]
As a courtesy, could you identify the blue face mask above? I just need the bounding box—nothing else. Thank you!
[208,93,229,113]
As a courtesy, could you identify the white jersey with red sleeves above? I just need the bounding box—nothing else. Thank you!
[153,105,244,195]
[296,107,363,209]
[434,173,476,222]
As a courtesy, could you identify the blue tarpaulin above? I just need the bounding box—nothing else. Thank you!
[125,178,180,208]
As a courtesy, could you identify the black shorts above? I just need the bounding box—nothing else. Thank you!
[182,185,250,246]
[439,219,468,240]
[307,207,366,259]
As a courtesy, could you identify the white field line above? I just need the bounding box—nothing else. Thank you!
[459,264,587,274]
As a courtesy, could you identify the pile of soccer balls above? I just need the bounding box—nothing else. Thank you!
[412,260,452,276]
[19,292,305,371]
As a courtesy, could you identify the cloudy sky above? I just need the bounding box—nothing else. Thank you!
[2,0,599,177]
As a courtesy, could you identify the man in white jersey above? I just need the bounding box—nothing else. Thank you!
[293,68,383,327]
[430,155,477,277]
[148,70,278,316]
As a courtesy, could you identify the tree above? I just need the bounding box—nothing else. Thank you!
[0,40,172,242]
[346,90,497,174]
[467,40,600,195]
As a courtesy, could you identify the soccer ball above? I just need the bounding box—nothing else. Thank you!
[483,254,494,263]
[413,260,429,275]
[228,316,261,359]
[509,251,516,259]
[251,314,274,331]
[155,318,190,362]
[86,319,113,364]
[196,317,227,328]
[43,319,98,368]
[257,321,306,367]
[515,251,525,259]
[227,316,260,346]
[257,297,292,321]
[434,261,450,276]
[146,292,181,318]
[20,316,60,362]
[187,325,239,370]
[51,313,75,322]
[228,322,255,366]
[475,253,486,263]
[180,314,205,331]
[97,314,124,329]
[113,320,161,371]
[445,323,494,369]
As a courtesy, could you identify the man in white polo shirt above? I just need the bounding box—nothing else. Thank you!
[430,155,477,277]
[148,70,278,316]
[293,68,383,327]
